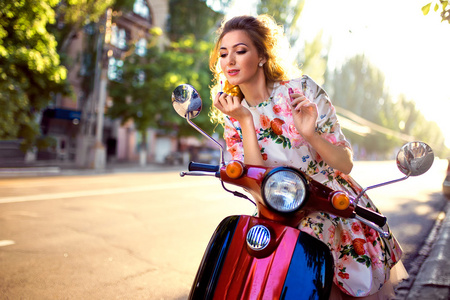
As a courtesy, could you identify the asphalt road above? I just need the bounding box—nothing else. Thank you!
[0,159,447,299]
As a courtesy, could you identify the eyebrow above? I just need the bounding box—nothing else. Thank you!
[219,42,249,50]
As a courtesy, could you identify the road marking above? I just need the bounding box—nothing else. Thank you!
[0,240,15,247]
[0,180,217,204]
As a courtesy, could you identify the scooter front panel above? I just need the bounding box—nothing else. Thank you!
[189,215,334,300]
[280,231,334,299]
[213,216,299,299]
[188,216,240,300]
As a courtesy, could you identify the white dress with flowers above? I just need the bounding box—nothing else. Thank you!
[222,75,405,297]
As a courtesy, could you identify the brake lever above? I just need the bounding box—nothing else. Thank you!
[354,215,390,238]
[180,171,219,177]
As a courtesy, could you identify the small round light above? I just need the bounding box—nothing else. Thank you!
[225,161,244,179]
[331,191,350,210]
[262,168,307,213]
[246,225,270,251]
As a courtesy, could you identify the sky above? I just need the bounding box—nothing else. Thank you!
[225,0,450,148]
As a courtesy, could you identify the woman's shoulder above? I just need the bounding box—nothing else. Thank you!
[273,75,320,90]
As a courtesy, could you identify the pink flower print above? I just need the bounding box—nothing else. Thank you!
[270,118,285,135]
[282,122,303,148]
[351,222,362,235]
[228,144,243,161]
[338,272,350,280]
[367,243,383,268]
[273,105,282,115]
[327,226,335,244]
[328,225,336,237]
[341,254,351,263]
[324,133,337,145]
[260,114,270,130]
[229,117,238,123]
[224,129,241,149]
[363,225,378,243]
[340,229,352,245]
[353,238,366,255]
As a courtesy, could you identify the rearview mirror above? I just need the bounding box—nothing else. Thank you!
[396,141,434,176]
[171,84,202,119]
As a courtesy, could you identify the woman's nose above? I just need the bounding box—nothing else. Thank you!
[228,53,236,65]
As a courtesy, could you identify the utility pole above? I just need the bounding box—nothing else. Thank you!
[91,8,112,169]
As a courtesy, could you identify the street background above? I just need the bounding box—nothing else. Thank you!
[0,159,448,299]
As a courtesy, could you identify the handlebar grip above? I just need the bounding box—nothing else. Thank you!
[188,162,220,172]
[355,206,387,228]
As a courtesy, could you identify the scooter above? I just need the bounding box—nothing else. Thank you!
[171,84,434,299]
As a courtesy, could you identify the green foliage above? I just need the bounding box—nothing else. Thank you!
[107,34,215,147]
[257,0,305,37]
[327,54,448,158]
[0,0,70,151]
[167,0,224,41]
[300,31,327,84]
[48,0,115,53]
[422,1,450,23]
[328,55,400,156]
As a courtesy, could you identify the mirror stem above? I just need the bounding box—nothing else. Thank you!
[186,116,225,166]
[354,173,410,205]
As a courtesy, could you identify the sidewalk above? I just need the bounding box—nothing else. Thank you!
[395,201,450,300]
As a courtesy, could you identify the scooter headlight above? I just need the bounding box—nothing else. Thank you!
[262,167,307,213]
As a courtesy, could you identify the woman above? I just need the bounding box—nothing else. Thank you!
[210,15,407,299]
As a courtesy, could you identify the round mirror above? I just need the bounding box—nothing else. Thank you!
[396,141,434,176]
[171,84,202,119]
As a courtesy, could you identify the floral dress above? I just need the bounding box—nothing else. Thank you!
[222,75,404,297]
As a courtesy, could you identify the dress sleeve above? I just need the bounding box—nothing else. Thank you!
[302,76,352,150]
[223,115,245,161]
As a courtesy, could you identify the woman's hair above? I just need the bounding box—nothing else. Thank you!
[209,15,301,124]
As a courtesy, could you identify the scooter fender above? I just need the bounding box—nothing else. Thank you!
[189,215,334,299]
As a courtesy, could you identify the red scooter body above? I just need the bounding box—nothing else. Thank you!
[187,164,354,299]
[189,214,334,299]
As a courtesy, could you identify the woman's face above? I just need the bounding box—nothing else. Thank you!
[219,30,263,87]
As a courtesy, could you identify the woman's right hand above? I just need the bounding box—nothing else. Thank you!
[214,92,251,123]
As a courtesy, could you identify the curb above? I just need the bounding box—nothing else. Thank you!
[403,201,450,299]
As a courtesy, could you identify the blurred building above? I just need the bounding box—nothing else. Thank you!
[40,0,175,167]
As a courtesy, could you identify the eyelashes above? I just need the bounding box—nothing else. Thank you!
[219,50,248,58]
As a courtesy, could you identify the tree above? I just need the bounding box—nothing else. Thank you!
[422,1,450,23]
[327,55,399,157]
[167,0,224,41]
[107,34,214,161]
[327,54,449,159]
[257,0,305,42]
[0,0,70,151]
[48,0,134,53]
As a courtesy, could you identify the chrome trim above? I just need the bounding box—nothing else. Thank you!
[246,225,270,251]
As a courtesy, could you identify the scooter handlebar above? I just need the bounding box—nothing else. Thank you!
[188,161,220,173]
[354,205,387,228]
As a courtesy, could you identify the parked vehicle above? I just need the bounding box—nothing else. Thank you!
[444,158,450,198]
[171,84,434,299]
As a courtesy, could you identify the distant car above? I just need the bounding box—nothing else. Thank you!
[197,148,220,164]
[164,151,184,165]
[444,158,450,198]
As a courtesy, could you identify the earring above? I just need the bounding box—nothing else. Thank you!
[259,62,263,67]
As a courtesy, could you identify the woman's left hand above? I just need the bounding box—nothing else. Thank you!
[289,90,318,140]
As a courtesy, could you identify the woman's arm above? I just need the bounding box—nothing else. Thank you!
[304,133,353,174]
[289,87,353,174]
[214,93,264,166]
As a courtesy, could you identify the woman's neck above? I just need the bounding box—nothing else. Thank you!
[240,77,273,107]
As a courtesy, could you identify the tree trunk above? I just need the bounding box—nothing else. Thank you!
[139,129,148,166]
